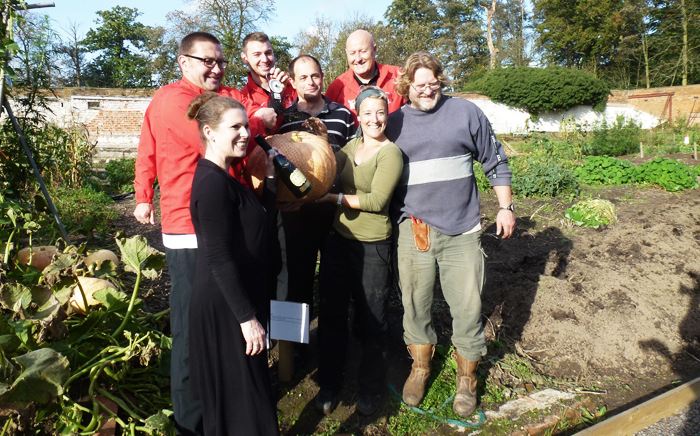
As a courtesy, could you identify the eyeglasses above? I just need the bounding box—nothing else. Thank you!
[411,81,441,93]
[183,54,229,69]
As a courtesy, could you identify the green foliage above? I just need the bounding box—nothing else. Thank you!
[82,6,152,88]
[528,134,583,160]
[0,237,172,435]
[0,121,95,197]
[564,199,617,228]
[575,156,638,185]
[466,66,610,115]
[0,189,54,267]
[534,0,632,71]
[638,157,699,192]
[575,156,698,192]
[472,162,492,193]
[104,158,136,194]
[50,187,117,240]
[583,116,642,157]
[510,156,580,198]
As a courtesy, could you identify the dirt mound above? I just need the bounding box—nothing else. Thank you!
[482,186,700,392]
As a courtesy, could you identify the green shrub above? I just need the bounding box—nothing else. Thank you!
[637,157,698,192]
[465,66,610,115]
[473,162,492,193]
[0,121,95,196]
[575,156,639,185]
[511,156,580,198]
[50,186,117,238]
[528,134,583,160]
[105,158,136,193]
[583,116,642,157]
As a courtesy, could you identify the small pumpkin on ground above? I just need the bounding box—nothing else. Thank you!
[16,246,58,271]
[68,277,118,315]
[85,249,119,269]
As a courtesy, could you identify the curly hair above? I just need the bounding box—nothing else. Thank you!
[395,51,451,99]
[186,92,246,148]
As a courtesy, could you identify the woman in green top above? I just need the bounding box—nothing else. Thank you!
[314,86,404,416]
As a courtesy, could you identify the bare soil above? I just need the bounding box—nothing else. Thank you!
[112,155,700,435]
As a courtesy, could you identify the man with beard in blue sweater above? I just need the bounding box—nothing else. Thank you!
[385,51,516,418]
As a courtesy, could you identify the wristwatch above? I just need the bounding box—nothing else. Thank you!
[499,203,515,212]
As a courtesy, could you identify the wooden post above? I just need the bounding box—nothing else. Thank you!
[575,377,700,435]
[694,142,697,160]
[640,142,644,158]
[278,340,294,382]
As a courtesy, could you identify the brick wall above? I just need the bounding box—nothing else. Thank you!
[609,84,700,125]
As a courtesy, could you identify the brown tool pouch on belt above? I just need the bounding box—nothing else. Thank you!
[412,221,430,252]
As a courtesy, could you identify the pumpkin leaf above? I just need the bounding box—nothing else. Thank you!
[92,288,133,313]
[116,236,165,278]
[0,348,70,412]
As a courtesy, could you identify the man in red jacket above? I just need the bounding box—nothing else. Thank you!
[325,29,406,122]
[240,31,296,132]
[133,32,266,436]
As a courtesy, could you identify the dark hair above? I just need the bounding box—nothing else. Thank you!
[186,92,246,148]
[288,55,322,79]
[395,51,451,99]
[178,32,221,58]
[242,32,271,53]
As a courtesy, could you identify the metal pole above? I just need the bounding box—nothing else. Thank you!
[2,97,72,243]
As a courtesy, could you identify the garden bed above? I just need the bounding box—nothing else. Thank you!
[107,167,700,435]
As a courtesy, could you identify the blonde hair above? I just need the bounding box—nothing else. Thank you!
[395,51,451,99]
[186,92,246,147]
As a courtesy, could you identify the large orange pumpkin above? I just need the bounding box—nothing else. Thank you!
[244,131,336,202]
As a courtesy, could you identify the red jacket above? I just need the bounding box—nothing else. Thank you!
[134,77,264,234]
[240,72,296,132]
[325,63,406,123]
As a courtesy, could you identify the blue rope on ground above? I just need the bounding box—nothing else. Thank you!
[387,383,487,429]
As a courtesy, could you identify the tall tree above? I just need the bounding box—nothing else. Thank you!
[55,20,86,87]
[82,6,151,88]
[436,0,487,85]
[534,0,633,74]
[144,25,179,87]
[294,15,338,88]
[493,0,532,67]
[12,12,59,120]
[167,0,275,87]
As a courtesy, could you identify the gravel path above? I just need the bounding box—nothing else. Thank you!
[633,400,700,436]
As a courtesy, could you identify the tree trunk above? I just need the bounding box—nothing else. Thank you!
[681,0,688,86]
[642,33,650,88]
[484,0,498,69]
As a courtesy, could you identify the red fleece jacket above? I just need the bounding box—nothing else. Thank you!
[134,77,264,234]
[325,63,406,124]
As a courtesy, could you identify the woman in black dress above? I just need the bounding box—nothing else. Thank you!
[186,92,279,436]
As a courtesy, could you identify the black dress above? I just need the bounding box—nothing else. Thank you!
[189,159,279,436]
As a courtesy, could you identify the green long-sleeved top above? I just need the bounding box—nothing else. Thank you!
[333,136,403,242]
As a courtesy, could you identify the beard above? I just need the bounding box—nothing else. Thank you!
[411,88,442,112]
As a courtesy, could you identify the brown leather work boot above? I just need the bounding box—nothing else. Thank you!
[402,344,435,407]
[453,351,479,416]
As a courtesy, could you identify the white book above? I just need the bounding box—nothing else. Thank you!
[269,300,310,344]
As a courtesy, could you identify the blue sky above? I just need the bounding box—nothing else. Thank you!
[42,0,394,42]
